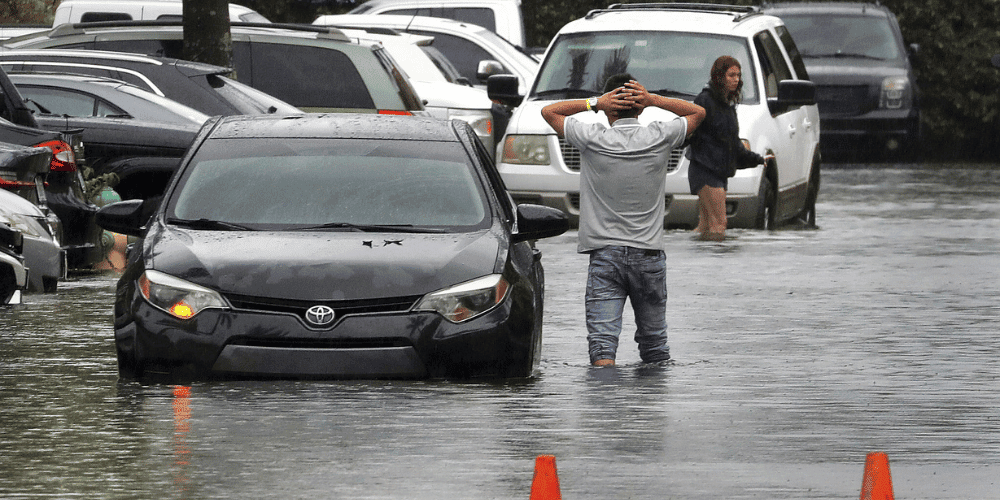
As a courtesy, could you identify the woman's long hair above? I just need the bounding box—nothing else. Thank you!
[708,55,743,105]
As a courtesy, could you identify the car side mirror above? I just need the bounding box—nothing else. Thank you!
[767,79,816,115]
[476,60,506,83]
[487,74,523,108]
[512,204,569,243]
[96,199,147,238]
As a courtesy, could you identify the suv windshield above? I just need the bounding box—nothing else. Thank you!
[168,138,489,231]
[531,31,757,103]
[780,15,902,61]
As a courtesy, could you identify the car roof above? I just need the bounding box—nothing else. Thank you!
[556,4,784,38]
[208,113,461,142]
[0,48,231,76]
[17,21,358,46]
[761,2,892,17]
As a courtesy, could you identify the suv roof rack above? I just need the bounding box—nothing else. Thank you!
[586,3,762,22]
[48,20,350,41]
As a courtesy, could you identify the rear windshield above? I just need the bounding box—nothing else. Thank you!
[168,137,489,231]
[531,31,757,103]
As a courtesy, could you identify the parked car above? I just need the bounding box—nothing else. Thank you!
[9,72,210,126]
[51,0,269,25]
[0,68,97,268]
[339,28,496,150]
[95,113,568,380]
[0,49,302,117]
[313,14,539,95]
[348,0,527,49]
[489,3,820,229]
[762,2,920,160]
[0,184,65,293]
[2,21,426,115]
[0,219,27,304]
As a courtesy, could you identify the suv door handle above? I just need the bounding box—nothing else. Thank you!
[803,119,814,131]
[788,124,797,138]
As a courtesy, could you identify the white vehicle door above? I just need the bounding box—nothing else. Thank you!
[753,29,810,213]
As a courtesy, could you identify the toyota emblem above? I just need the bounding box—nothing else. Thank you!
[304,305,336,327]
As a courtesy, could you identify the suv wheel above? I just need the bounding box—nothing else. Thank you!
[798,156,821,227]
[754,173,777,230]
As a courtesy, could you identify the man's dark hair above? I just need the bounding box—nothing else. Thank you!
[603,73,639,119]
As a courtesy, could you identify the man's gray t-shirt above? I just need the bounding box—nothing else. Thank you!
[564,116,688,253]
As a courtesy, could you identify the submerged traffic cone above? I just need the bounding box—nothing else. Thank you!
[860,452,894,500]
[529,455,562,500]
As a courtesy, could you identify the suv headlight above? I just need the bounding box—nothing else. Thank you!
[880,76,911,110]
[139,269,229,320]
[502,135,550,165]
[413,274,510,323]
[448,108,493,140]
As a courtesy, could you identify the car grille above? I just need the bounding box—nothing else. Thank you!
[225,293,422,322]
[815,85,875,116]
[559,138,684,173]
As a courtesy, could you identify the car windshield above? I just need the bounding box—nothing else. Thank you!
[531,31,757,103]
[168,138,490,231]
[780,15,902,60]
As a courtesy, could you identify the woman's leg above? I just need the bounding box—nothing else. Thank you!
[699,185,728,240]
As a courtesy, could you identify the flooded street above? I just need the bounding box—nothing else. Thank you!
[3,164,999,499]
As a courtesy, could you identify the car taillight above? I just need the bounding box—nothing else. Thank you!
[378,110,412,116]
[35,140,78,172]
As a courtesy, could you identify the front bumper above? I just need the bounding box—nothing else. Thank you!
[819,109,920,155]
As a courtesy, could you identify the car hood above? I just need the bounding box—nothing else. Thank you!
[803,57,909,85]
[143,222,503,301]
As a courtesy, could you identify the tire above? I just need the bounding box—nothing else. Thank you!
[0,266,16,304]
[116,344,142,379]
[754,173,777,230]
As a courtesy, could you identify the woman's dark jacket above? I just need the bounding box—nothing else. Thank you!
[685,86,764,178]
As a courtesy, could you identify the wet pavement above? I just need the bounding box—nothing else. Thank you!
[2,164,999,499]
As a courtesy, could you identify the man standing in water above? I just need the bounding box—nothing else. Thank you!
[541,74,704,366]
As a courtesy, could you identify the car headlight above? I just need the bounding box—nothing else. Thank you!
[139,269,228,320]
[448,108,493,140]
[880,76,910,109]
[502,135,550,165]
[413,274,510,323]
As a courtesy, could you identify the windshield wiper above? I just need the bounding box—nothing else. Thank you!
[532,88,601,99]
[166,217,255,231]
[649,88,695,98]
[805,52,885,60]
[294,222,446,233]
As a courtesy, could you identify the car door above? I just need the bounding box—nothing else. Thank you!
[753,28,809,219]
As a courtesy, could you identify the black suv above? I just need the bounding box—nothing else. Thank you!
[763,2,920,160]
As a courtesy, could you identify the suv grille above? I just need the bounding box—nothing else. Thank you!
[815,85,875,116]
[225,294,422,323]
[559,138,684,172]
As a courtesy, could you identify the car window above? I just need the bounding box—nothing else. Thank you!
[170,138,489,229]
[409,29,501,84]
[18,86,126,117]
[80,13,133,22]
[248,43,375,110]
[753,30,793,98]
[774,25,810,80]
[532,31,758,103]
[385,7,497,33]
[95,39,185,59]
[780,14,902,60]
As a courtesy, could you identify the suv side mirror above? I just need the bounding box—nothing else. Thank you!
[512,204,568,243]
[476,60,506,83]
[96,199,147,238]
[487,74,523,108]
[768,79,816,115]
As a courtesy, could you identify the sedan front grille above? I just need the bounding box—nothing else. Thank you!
[225,293,423,322]
[559,138,684,173]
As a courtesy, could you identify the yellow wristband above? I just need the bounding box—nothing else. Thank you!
[585,98,592,111]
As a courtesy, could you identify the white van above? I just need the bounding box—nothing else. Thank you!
[52,0,269,25]
[348,0,525,49]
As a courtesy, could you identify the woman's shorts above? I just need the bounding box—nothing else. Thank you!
[688,162,728,194]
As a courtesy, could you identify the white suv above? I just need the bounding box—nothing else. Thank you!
[489,3,821,229]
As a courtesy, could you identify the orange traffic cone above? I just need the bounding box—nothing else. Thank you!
[860,452,894,500]
[529,455,562,500]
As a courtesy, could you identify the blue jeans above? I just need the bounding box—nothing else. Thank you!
[585,246,670,364]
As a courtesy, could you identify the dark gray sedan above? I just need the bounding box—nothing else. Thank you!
[97,113,568,381]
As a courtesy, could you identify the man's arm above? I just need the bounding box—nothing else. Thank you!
[622,80,705,137]
[540,89,633,138]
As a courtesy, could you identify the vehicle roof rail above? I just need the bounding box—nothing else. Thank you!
[61,20,351,41]
[586,3,762,22]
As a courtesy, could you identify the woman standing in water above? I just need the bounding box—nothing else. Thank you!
[686,55,766,240]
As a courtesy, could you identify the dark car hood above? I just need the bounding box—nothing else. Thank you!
[803,57,909,85]
[143,222,503,301]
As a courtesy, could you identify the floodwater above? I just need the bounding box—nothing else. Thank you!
[2,164,999,499]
